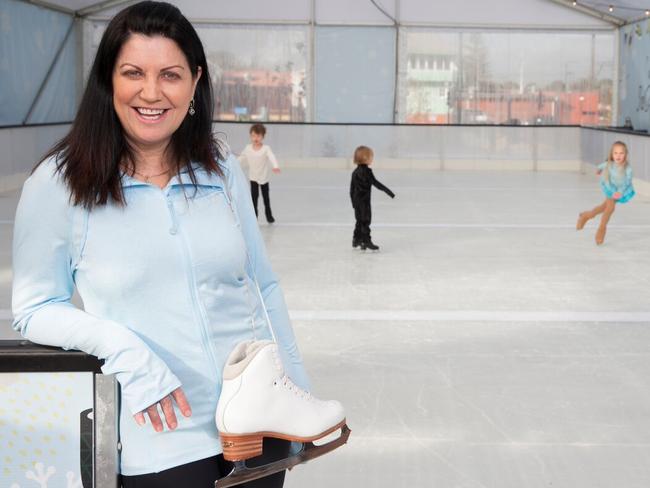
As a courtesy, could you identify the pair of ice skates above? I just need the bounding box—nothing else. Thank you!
[576,210,608,245]
[214,341,350,488]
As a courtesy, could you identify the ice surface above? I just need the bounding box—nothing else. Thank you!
[2,169,650,487]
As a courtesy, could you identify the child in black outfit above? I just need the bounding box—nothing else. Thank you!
[350,145,395,251]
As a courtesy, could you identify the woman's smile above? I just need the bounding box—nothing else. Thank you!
[132,106,171,123]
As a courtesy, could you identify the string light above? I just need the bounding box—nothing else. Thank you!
[565,0,650,23]
[569,1,650,21]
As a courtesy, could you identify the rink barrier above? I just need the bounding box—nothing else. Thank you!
[1,123,649,196]
[0,340,118,488]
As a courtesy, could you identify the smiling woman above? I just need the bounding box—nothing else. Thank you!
[11,2,311,488]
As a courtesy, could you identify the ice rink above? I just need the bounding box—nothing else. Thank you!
[2,168,650,487]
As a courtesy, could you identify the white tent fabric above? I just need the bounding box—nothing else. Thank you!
[0,0,76,125]
[27,0,616,26]
[26,0,650,25]
[398,0,612,27]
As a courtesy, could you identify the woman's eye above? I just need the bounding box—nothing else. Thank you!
[162,71,181,80]
[123,70,142,78]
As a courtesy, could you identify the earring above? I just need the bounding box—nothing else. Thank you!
[189,98,196,116]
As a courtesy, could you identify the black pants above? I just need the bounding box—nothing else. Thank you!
[353,203,371,243]
[250,181,273,219]
[121,438,290,488]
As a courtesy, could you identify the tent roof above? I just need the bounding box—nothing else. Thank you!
[25,0,645,26]
[580,0,650,23]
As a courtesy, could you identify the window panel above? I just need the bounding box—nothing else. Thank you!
[315,26,396,123]
[200,25,309,122]
[401,28,615,126]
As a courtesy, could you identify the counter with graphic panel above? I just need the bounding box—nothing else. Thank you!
[0,341,117,488]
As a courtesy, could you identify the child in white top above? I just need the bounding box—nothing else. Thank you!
[239,123,280,223]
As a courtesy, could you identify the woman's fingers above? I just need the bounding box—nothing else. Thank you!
[171,388,192,418]
[133,388,191,432]
[160,395,178,430]
[146,403,164,433]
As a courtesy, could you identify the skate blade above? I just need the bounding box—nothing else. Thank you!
[215,424,351,488]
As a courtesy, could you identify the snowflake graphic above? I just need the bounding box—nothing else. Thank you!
[9,463,83,488]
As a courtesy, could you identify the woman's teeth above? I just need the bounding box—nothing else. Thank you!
[136,107,166,119]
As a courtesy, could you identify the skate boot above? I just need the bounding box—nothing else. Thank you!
[265,209,275,224]
[352,238,361,248]
[595,225,606,245]
[360,240,379,251]
[215,341,350,488]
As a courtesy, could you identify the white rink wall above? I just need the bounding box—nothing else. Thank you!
[218,123,582,171]
[2,124,650,195]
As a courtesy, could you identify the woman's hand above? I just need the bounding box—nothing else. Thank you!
[596,170,602,175]
[272,167,281,174]
[133,387,192,432]
[613,192,622,200]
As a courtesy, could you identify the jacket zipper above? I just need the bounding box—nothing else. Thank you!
[164,191,220,378]
[222,183,261,341]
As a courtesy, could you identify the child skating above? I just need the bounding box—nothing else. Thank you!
[350,145,395,251]
[576,140,635,245]
[239,123,280,223]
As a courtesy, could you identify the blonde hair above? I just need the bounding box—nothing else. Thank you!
[604,141,629,184]
[353,146,373,165]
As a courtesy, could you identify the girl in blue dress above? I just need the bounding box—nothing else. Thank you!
[576,141,635,245]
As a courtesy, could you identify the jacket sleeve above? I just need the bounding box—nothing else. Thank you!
[369,169,395,198]
[224,155,311,391]
[12,159,181,415]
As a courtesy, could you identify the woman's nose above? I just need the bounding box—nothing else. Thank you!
[140,75,162,102]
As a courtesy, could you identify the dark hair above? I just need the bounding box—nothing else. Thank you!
[250,123,266,136]
[353,145,373,165]
[40,1,222,208]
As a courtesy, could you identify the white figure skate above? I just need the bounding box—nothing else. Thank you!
[215,340,350,488]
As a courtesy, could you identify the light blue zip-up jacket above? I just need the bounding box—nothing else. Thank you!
[12,152,310,475]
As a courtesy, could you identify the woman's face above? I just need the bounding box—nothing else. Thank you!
[112,34,201,154]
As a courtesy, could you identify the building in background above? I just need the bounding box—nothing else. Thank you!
[406,51,457,124]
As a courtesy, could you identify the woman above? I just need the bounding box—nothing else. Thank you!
[11,2,309,486]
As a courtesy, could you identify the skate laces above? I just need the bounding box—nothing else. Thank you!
[271,347,312,400]
[278,375,313,401]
